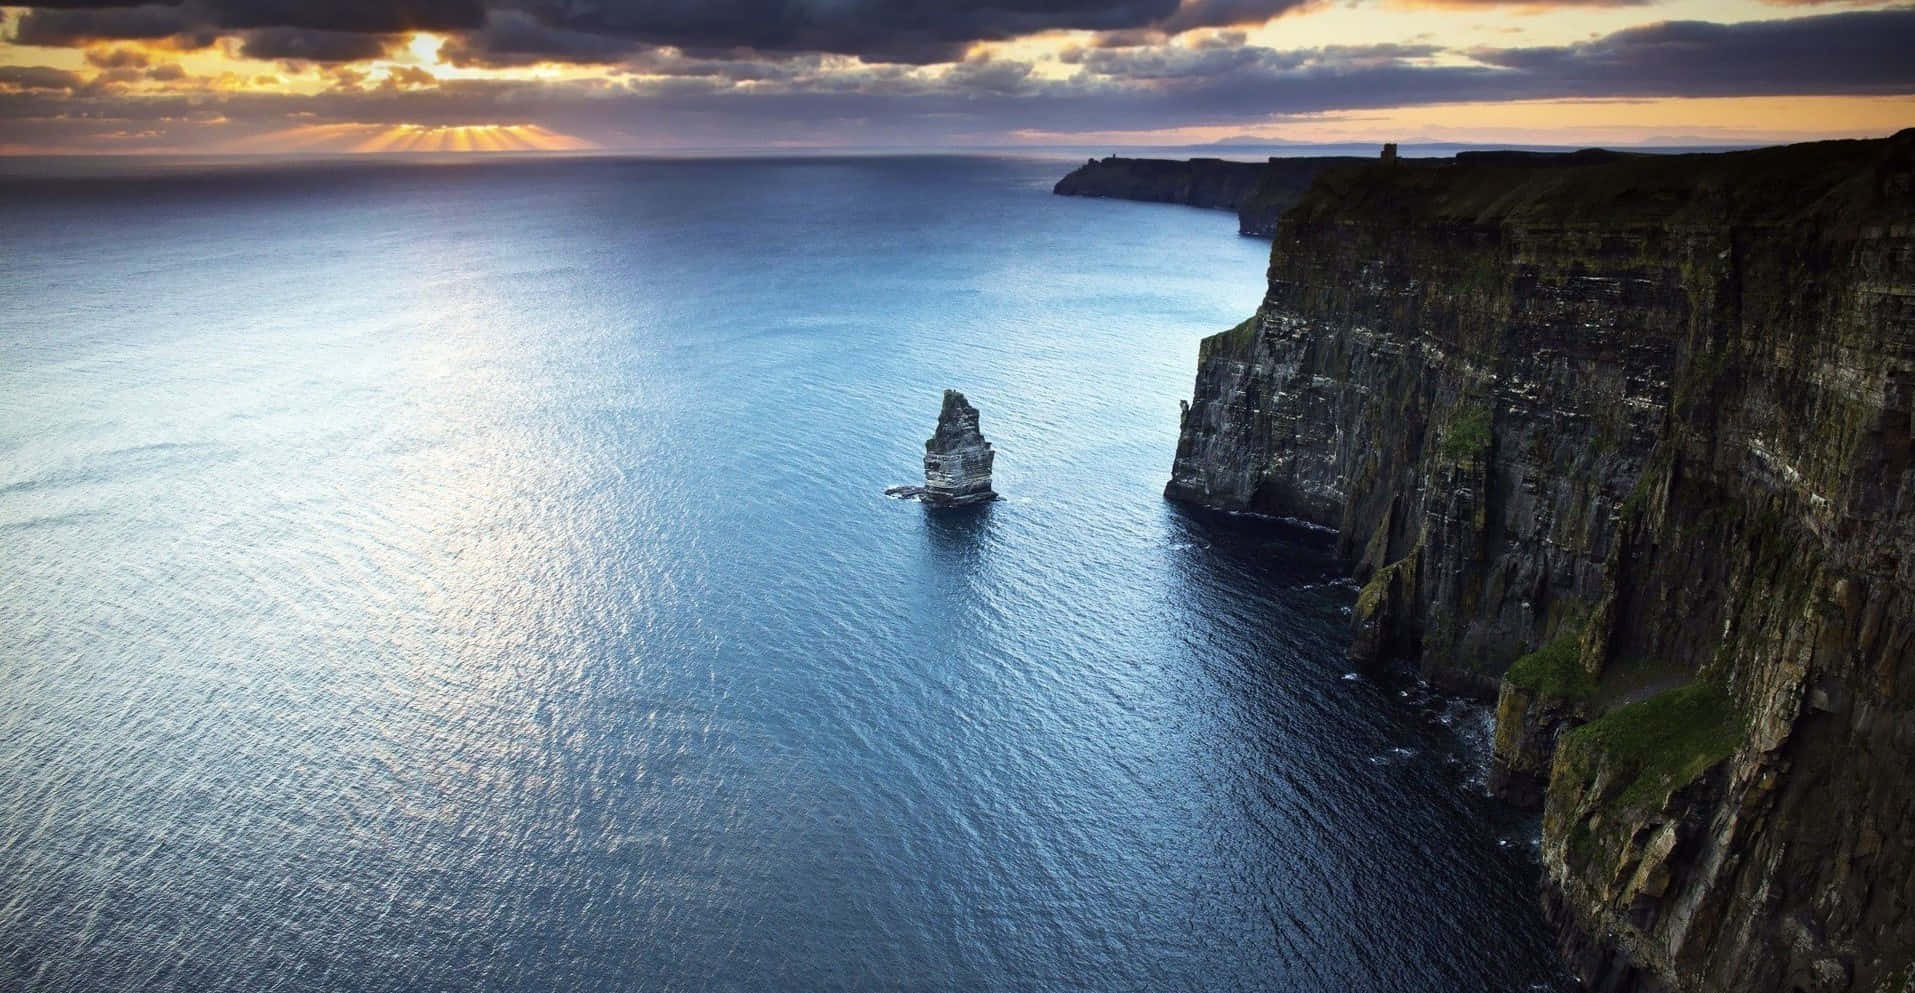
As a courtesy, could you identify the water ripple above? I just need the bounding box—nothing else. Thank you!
[1,156,1569,993]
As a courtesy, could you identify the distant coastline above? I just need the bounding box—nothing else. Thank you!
[1052,154,1370,236]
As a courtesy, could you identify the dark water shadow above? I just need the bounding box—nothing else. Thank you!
[1152,500,1574,992]
[1161,501,1346,590]
[917,499,997,573]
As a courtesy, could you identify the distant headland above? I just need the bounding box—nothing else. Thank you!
[1052,153,1370,236]
[1052,145,1669,236]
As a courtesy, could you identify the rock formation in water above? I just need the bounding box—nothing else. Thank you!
[918,390,996,506]
[1165,131,1915,992]
[1052,155,1369,237]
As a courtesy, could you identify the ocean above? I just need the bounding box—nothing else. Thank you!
[0,155,1569,991]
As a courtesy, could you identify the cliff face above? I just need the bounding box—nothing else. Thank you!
[1166,133,1915,992]
[1235,156,1374,236]
[1053,155,1366,236]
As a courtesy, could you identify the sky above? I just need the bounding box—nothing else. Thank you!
[0,0,1910,154]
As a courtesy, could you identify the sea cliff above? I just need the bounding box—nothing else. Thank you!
[1053,155,1367,236]
[1164,133,1915,992]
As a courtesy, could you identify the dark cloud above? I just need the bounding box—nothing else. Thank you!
[944,54,1038,94]
[380,64,437,88]
[1158,0,1314,33]
[11,0,1308,64]
[2,6,1912,150]
[87,65,146,85]
[438,10,644,67]
[499,0,1183,63]
[10,0,481,50]
[616,49,830,83]
[6,1,182,6]
[84,45,153,67]
[1065,39,1294,75]
[205,0,483,33]
[11,4,216,48]
[237,26,398,62]
[10,1,184,8]
[1082,28,1168,48]
[1472,11,1915,97]
[0,65,86,91]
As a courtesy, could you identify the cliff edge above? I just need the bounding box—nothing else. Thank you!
[1054,155,1368,236]
[1167,131,1915,992]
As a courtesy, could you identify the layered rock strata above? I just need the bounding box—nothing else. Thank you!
[921,390,996,506]
[1165,132,1915,992]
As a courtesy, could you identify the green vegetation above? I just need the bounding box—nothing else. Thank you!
[1219,315,1259,351]
[1619,444,1674,522]
[1284,133,1907,231]
[1560,680,1744,810]
[1437,404,1492,461]
[1355,567,1391,619]
[1587,654,1693,712]
[1505,632,1595,699]
[1566,817,1596,863]
[1356,553,1413,620]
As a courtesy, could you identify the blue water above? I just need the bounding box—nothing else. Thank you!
[0,156,1568,992]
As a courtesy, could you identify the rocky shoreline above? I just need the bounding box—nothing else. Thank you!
[1148,132,1915,992]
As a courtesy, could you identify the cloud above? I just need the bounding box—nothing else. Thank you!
[83,44,152,67]
[497,0,1186,64]
[944,54,1038,94]
[1399,0,1653,8]
[11,4,216,48]
[1158,0,1316,32]
[9,0,483,50]
[237,26,399,62]
[8,1,182,6]
[1471,11,1915,97]
[206,0,484,33]
[378,64,437,89]
[437,10,644,67]
[9,0,1318,64]
[0,65,86,91]
[2,6,1912,150]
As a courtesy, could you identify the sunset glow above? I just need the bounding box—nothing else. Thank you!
[1,1,1910,153]
[224,122,595,155]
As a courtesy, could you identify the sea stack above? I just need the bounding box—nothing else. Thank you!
[921,390,996,506]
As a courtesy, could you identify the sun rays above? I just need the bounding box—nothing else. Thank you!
[348,123,591,153]
[222,122,595,154]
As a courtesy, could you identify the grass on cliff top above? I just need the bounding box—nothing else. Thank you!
[1560,680,1744,810]
[1504,633,1595,699]
[1283,129,1914,231]
[1217,315,1259,352]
